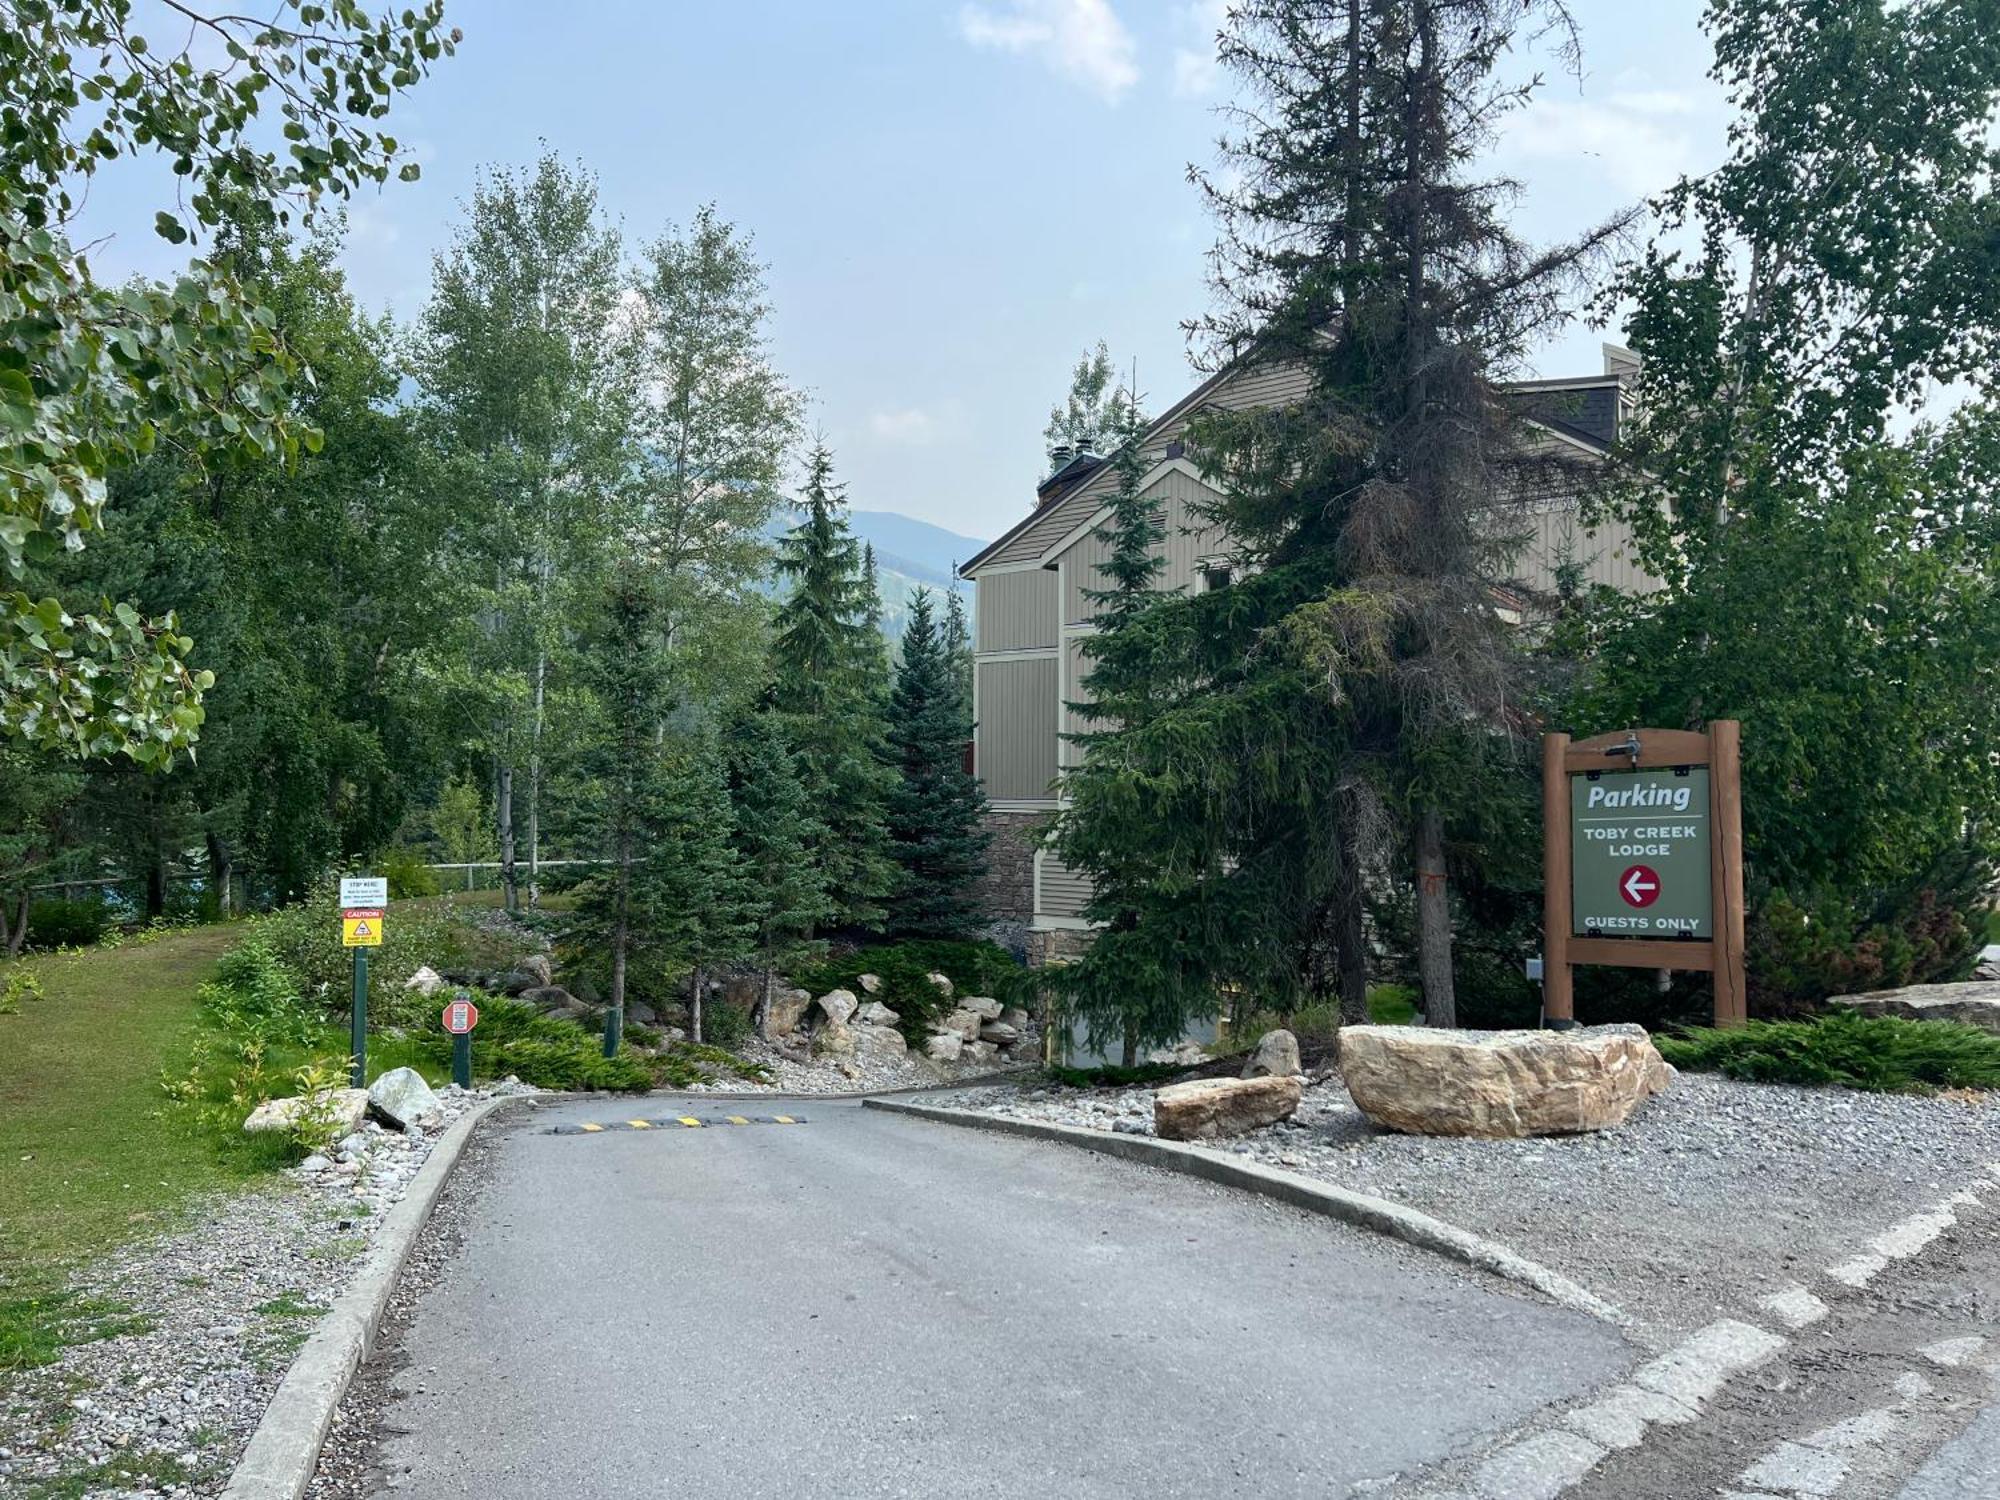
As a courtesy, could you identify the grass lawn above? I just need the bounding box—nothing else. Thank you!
[0,926,260,1272]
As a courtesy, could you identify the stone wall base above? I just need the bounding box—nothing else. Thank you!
[972,809,1047,924]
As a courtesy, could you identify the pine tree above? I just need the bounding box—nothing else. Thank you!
[726,712,833,1037]
[942,586,974,714]
[631,733,755,1045]
[768,444,898,929]
[569,570,674,1054]
[884,589,990,937]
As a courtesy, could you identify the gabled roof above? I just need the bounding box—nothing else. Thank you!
[959,361,1249,577]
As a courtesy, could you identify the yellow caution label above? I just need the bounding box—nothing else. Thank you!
[341,912,383,947]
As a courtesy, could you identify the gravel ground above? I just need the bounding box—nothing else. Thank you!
[681,1034,1034,1095]
[937,1070,2000,1345]
[0,1083,526,1499]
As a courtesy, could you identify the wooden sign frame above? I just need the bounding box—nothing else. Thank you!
[1542,722,1746,1028]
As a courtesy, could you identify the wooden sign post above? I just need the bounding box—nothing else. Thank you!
[1542,723,1746,1028]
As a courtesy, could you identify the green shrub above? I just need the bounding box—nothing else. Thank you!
[255,888,458,1005]
[1748,859,1985,1015]
[380,848,442,900]
[197,935,319,1047]
[791,938,1028,1045]
[1046,1061,1179,1089]
[26,896,107,950]
[1658,1010,2000,1093]
[701,989,753,1049]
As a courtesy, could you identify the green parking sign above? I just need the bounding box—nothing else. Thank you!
[1570,768,1712,938]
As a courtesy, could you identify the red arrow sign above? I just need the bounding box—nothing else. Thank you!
[1619,864,1662,908]
[442,998,480,1035]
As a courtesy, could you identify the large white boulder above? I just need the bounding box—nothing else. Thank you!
[856,1000,901,1027]
[961,996,1003,1021]
[367,1067,442,1130]
[766,988,814,1038]
[858,973,884,995]
[925,1031,964,1063]
[244,1088,369,1142]
[815,989,860,1026]
[1339,1024,1673,1139]
[941,1007,984,1041]
[1154,1076,1302,1141]
[1241,1028,1303,1080]
[402,966,445,997]
[926,971,954,998]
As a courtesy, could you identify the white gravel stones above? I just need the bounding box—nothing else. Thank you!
[941,1069,2000,1338]
[0,1085,506,1498]
[680,1032,1030,1095]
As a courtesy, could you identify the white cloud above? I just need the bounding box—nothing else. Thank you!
[958,0,1140,104]
[870,405,949,446]
[1499,86,1723,199]
[1171,0,1231,99]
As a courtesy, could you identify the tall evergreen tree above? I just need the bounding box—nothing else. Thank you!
[768,445,898,929]
[569,571,675,1054]
[1053,0,1631,1032]
[883,590,990,937]
[942,587,975,714]
[726,713,833,1036]
[632,732,756,1045]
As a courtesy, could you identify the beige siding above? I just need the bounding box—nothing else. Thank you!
[976,568,1059,651]
[975,358,1308,571]
[975,656,1058,803]
[1516,503,1660,595]
[1060,632,1095,770]
[1037,849,1094,922]
[1058,466,1231,624]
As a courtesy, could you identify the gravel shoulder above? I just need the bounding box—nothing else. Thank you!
[0,1083,523,1499]
[936,1070,2000,1345]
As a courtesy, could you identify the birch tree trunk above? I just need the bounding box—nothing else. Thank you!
[497,762,518,916]
[528,645,545,908]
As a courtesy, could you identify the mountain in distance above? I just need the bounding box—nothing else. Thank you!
[763,508,988,641]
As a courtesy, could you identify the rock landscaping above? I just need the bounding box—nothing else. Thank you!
[1339,1022,1675,1138]
[688,979,1043,1094]
[1839,979,2000,1032]
[0,1081,532,1499]
[938,1066,2000,1341]
[1154,1074,1303,1140]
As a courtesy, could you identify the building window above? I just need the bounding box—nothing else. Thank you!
[1201,561,1233,592]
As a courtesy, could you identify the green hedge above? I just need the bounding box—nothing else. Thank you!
[1658,1010,2000,1093]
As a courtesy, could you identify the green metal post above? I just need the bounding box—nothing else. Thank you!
[453,1031,472,1089]
[350,949,368,1087]
[602,1005,621,1058]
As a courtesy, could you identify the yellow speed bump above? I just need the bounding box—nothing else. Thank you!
[678,1117,703,1127]
[626,1120,652,1129]
[773,1115,795,1124]
[579,1122,604,1133]
[727,1115,750,1126]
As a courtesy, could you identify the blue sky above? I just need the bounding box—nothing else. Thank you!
[92,1,1726,541]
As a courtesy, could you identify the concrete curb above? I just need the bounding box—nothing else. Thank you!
[219,1096,512,1500]
[863,1098,1629,1327]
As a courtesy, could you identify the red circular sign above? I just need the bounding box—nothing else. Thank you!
[1618,864,1662,908]
[441,998,480,1035]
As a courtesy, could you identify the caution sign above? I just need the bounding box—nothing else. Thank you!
[1569,769,1712,938]
[342,907,385,947]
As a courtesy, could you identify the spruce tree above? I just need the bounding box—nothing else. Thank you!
[570,570,674,1054]
[631,733,756,1045]
[726,712,833,1036]
[769,444,898,929]
[942,586,974,714]
[884,589,990,937]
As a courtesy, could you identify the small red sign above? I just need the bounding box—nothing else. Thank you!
[342,907,384,920]
[442,998,480,1035]
[1619,864,1662,908]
